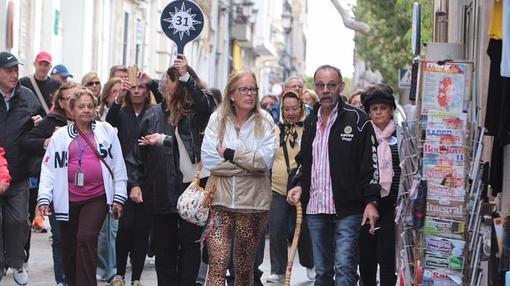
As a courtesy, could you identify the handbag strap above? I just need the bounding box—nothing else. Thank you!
[280,124,291,175]
[29,75,50,113]
[75,124,114,179]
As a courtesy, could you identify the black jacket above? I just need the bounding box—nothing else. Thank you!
[0,83,43,182]
[127,76,215,214]
[20,113,68,176]
[106,102,151,157]
[296,101,380,217]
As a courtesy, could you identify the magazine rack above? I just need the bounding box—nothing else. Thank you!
[396,60,488,286]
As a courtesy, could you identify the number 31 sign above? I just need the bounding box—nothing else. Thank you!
[160,0,204,54]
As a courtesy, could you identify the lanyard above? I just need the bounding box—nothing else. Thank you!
[76,134,88,170]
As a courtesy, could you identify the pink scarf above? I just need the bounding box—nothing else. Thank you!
[372,120,396,197]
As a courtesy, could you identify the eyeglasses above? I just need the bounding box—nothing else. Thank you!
[314,82,339,90]
[236,87,259,95]
[86,81,101,87]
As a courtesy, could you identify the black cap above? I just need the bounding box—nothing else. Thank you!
[0,52,22,69]
[361,84,396,113]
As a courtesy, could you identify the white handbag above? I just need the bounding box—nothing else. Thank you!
[176,165,216,226]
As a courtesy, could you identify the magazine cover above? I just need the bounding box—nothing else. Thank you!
[423,217,465,240]
[422,165,465,187]
[426,199,465,221]
[420,62,469,115]
[427,183,465,201]
[424,236,465,272]
[425,127,466,145]
[423,143,466,167]
[422,269,462,286]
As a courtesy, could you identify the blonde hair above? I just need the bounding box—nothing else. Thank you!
[81,72,100,86]
[217,70,267,143]
[98,77,122,116]
[303,89,319,106]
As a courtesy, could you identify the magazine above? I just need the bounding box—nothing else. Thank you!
[423,217,465,240]
[423,143,466,167]
[426,199,465,221]
[422,268,462,286]
[420,62,470,115]
[424,236,465,272]
[427,183,465,201]
[425,127,466,145]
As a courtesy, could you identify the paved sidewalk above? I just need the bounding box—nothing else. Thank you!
[1,231,314,286]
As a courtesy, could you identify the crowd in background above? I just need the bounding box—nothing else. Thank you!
[0,49,404,286]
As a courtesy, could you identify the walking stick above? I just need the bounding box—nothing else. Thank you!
[285,202,303,286]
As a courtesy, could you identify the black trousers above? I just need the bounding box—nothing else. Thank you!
[24,187,38,262]
[359,201,396,286]
[152,213,202,286]
[115,199,151,282]
[268,191,314,274]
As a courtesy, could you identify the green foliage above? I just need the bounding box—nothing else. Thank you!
[354,0,433,88]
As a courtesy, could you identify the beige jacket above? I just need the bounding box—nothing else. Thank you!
[201,110,276,211]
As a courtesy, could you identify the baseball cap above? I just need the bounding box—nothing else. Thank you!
[35,51,52,64]
[0,52,22,69]
[51,64,73,78]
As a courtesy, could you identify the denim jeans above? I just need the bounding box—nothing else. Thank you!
[96,215,118,280]
[49,211,66,284]
[307,213,362,286]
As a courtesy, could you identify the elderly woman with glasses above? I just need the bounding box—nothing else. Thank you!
[201,70,276,286]
[82,72,102,102]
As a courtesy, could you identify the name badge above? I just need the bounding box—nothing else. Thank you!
[74,171,84,187]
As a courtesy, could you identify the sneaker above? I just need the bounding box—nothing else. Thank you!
[56,283,65,286]
[13,267,28,285]
[23,262,28,273]
[306,267,316,280]
[110,276,125,286]
[132,281,143,286]
[266,273,284,283]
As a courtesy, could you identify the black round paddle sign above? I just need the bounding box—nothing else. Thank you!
[160,0,204,54]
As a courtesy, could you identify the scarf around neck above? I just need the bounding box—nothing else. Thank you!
[372,120,396,197]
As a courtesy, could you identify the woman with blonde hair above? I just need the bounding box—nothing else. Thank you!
[97,77,122,121]
[82,72,102,102]
[302,88,319,108]
[201,70,276,285]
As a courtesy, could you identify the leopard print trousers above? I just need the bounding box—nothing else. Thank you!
[206,208,268,286]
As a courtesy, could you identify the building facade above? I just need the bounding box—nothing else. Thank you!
[0,0,307,97]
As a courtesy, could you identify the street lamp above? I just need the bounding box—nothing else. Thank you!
[281,8,293,34]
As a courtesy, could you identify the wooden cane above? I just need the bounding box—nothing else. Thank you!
[284,201,303,286]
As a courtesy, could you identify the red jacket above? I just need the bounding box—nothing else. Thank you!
[0,147,11,183]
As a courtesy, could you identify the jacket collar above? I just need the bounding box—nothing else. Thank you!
[67,121,97,139]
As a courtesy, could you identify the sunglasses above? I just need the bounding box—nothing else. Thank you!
[86,81,101,87]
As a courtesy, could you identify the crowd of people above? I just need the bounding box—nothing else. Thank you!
[0,49,404,286]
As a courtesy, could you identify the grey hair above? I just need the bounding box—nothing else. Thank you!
[284,75,305,87]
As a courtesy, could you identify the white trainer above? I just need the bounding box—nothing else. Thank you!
[306,267,316,280]
[266,273,284,283]
[13,267,28,285]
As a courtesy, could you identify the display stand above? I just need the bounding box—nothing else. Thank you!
[396,60,488,286]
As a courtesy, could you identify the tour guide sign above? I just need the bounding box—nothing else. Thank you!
[160,0,204,54]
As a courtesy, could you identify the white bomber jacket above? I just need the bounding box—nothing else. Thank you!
[201,109,276,211]
[37,121,128,221]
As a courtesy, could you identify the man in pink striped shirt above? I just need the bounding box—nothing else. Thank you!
[287,65,380,286]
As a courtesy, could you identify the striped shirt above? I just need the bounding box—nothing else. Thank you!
[307,104,338,214]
